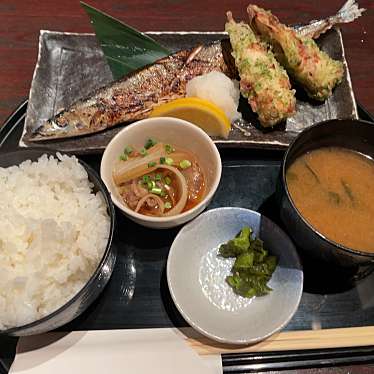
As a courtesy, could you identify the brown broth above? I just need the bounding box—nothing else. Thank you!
[117,143,206,217]
[181,161,206,212]
[286,147,374,253]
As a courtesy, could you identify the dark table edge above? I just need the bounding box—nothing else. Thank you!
[0,100,374,374]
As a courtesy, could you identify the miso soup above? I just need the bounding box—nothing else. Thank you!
[286,147,374,253]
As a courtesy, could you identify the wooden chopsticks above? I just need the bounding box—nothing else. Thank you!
[183,326,374,355]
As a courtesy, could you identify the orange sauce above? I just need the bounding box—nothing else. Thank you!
[118,143,207,217]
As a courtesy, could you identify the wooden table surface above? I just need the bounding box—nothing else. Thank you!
[1,1,374,373]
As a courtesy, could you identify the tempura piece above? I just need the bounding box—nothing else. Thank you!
[225,12,296,127]
[248,5,344,101]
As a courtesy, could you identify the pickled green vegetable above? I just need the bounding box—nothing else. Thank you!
[219,226,277,298]
[219,227,252,257]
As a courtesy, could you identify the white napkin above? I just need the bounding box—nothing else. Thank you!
[10,328,222,374]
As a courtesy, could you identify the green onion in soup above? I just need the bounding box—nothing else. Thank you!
[113,140,206,217]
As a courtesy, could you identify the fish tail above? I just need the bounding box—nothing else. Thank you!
[336,0,366,24]
[298,0,365,39]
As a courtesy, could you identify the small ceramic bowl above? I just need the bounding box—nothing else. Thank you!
[167,207,303,345]
[100,117,222,229]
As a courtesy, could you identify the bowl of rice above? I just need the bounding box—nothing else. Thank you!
[0,149,115,336]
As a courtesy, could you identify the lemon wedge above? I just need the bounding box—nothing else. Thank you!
[150,97,231,139]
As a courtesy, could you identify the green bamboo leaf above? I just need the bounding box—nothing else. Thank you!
[81,2,171,80]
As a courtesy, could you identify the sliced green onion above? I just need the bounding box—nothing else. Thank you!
[160,157,166,164]
[164,176,171,185]
[165,144,174,154]
[151,187,162,195]
[144,138,157,149]
[179,159,191,169]
[148,161,157,168]
[119,154,128,161]
[140,148,148,157]
[155,173,162,181]
[142,175,151,183]
[165,202,172,209]
[147,181,156,190]
[165,157,173,166]
[124,145,133,155]
[160,190,166,197]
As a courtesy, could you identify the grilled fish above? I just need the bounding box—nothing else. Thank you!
[225,12,295,127]
[29,42,235,141]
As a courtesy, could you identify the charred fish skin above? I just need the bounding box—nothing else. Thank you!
[225,12,296,128]
[29,42,231,141]
[248,5,345,102]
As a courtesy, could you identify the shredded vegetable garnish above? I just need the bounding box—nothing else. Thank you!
[145,138,158,149]
[147,181,155,190]
[124,146,133,155]
[165,144,174,154]
[142,175,151,183]
[113,140,206,217]
[165,157,173,166]
[179,160,191,169]
[165,176,171,185]
[150,187,162,195]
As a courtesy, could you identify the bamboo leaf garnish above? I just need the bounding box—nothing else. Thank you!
[81,2,171,80]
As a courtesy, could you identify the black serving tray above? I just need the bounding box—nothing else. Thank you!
[1,101,374,373]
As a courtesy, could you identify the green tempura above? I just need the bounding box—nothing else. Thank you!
[248,5,344,101]
[219,226,277,298]
[225,12,296,127]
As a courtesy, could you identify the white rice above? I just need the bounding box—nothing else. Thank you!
[186,71,242,121]
[0,154,110,330]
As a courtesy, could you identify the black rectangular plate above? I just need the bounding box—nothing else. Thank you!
[21,29,357,153]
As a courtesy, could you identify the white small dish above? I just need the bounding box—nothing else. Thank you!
[167,207,303,345]
[100,117,222,229]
